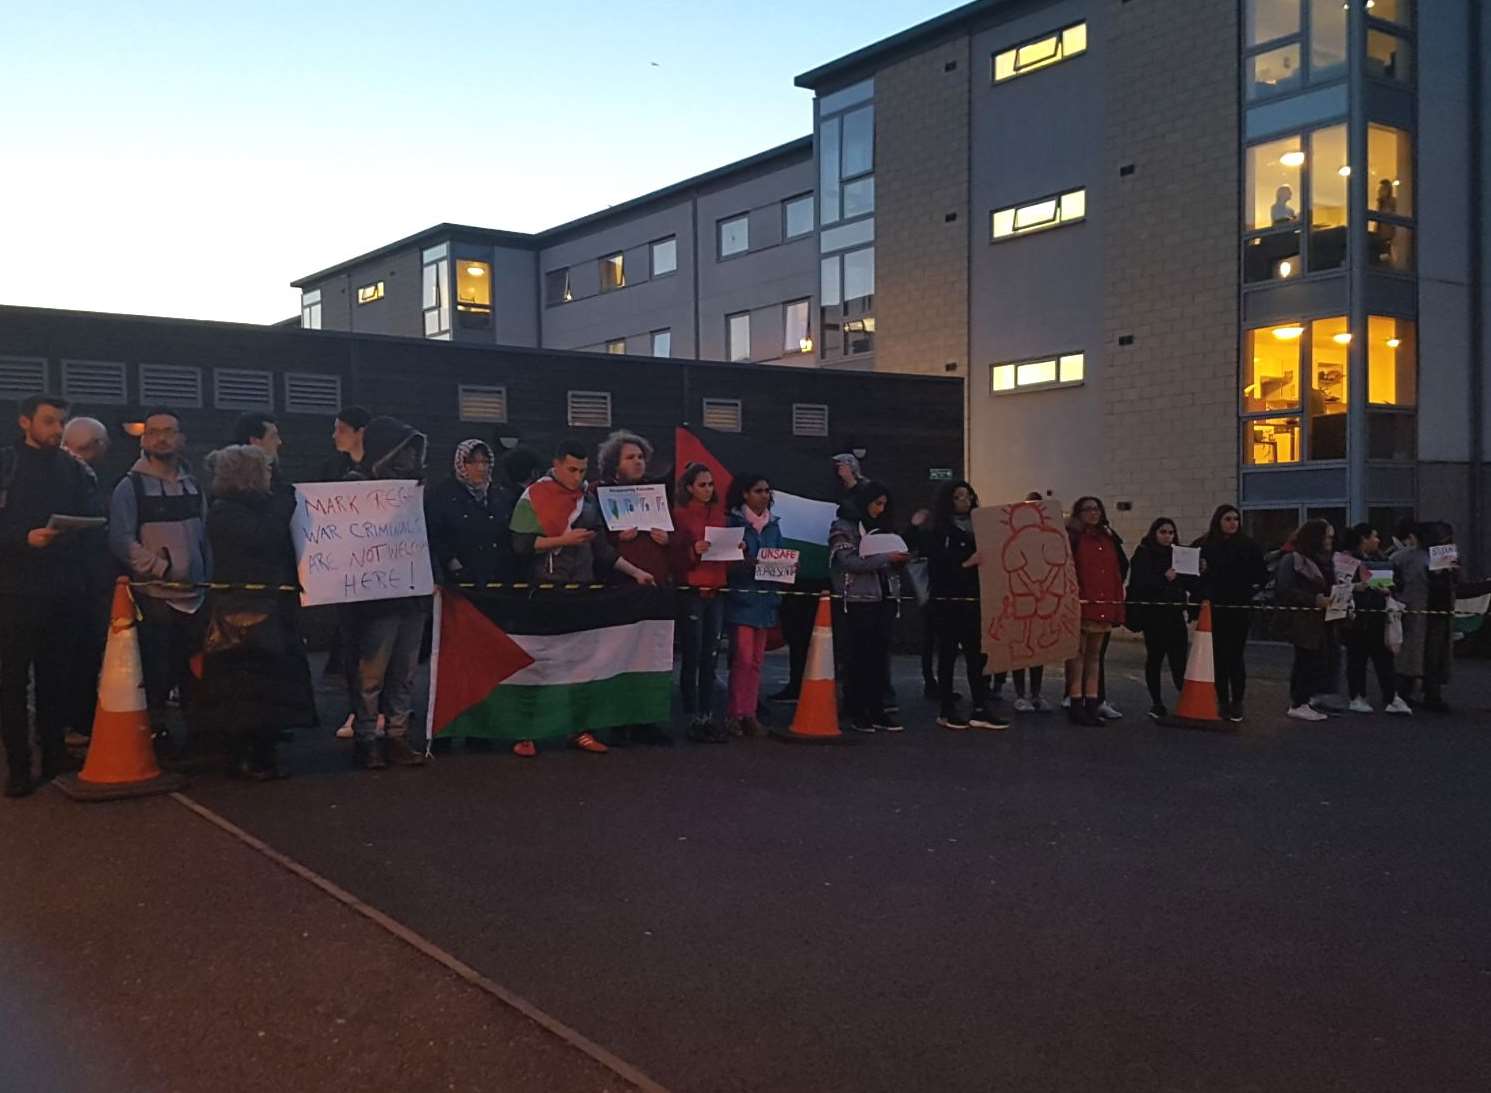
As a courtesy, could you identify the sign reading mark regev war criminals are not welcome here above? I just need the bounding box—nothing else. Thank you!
[292,481,435,607]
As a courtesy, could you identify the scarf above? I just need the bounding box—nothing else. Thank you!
[1293,551,1325,587]
[737,504,770,534]
[453,439,492,500]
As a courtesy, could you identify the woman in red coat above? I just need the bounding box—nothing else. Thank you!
[1065,496,1127,726]
[671,462,730,741]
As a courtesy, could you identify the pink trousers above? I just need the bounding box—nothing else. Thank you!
[728,625,768,718]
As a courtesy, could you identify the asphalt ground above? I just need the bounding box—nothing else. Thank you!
[5,637,1491,1092]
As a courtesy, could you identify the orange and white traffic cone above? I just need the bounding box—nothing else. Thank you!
[55,579,187,801]
[772,594,852,744]
[1161,600,1227,731]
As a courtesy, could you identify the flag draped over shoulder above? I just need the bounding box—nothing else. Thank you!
[510,476,585,537]
[426,585,674,742]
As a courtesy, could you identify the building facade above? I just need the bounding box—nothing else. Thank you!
[294,0,1489,557]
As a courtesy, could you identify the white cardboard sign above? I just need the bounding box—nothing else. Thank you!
[755,547,799,584]
[292,481,434,606]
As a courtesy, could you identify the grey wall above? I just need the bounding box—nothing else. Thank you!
[492,244,539,348]
[306,246,425,340]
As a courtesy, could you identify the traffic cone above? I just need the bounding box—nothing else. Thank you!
[55,579,187,801]
[772,594,852,744]
[1160,600,1227,731]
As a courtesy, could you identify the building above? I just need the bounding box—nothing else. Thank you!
[297,0,1487,556]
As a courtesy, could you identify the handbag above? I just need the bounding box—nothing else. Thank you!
[1384,595,1404,656]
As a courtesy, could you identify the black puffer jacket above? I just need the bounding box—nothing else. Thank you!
[927,518,980,602]
[1198,534,1268,605]
[425,477,516,586]
[1126,541,1197,634]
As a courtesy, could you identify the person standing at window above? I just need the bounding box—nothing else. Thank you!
[830,480,908,734]
[1339,523,1409,715]
[1198,505,1268,723]
[672,462,729,742]
[723,473,783,738]
[1064,497,1126,726]
[1127,517,1196,719]
[1271,185,1297,224]
[1274,518,1335,722]
[927,480,1008,731]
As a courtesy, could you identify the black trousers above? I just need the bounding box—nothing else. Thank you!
[1,595,79,778]
[935,602,989,715]
[69,592,111,734]
[921,610,938,685]
[1142,617,1188,706]
[1290,645,1329,707]
[136,596,202,717]
[779,591,819,693]
[843,601,893,722]
[1346,621,1396,704]
[1211,607,1252,707]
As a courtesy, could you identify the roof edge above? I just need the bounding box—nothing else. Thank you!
[794,0,998,89]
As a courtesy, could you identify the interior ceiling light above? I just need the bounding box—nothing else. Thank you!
[1272,325,1306,340]
[466,265,485,276]
[1333,332,1353,345]
[1279,260,1294,277]
[1386,337,1402,348]
[1280,150,1306,168]
[1338,165,1352,177]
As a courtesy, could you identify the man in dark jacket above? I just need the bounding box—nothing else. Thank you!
[1,394,102,797]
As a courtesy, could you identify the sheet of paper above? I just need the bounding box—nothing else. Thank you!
[1429,544,1459,571]
[1170,545,1201,577]
[46,514,106,532]
[1332,552,1362,585]
[755,547,799,585]
[1325,582,1353,622]
[700,525,745,561]
[597,484,674,532]
[859,531,909,557]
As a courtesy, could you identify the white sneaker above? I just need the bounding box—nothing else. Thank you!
[1013,698,1035,713]
[336,714,354,740]
[1288,704,1329,722]
[1347,697,1374,714]
[1060,696,1071,709]
[1384,696,1413,716]
[1097,701,1124,721]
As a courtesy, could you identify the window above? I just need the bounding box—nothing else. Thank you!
[820,256,841,307]
[821,217,874,254]
[567,390,612,429]
[301,289,322,330]
[606,339,626,355]
[599,253,625,293]
[1368,125,1413,219]
[457,261,491,308]
[651,329,671,358]
[1244,0,1351,99]
[1240,317,1350,463]
[1246,0,1299,46]
[1366,29,1412,84]
[356,281,385,305]
[459,385,508,423]
[1247,43,1302,100]
[991,189,1085,240]
[820,247,874,360]
[1368,412,1416,461]
[1242,324,1303,414]
[1369,0,1412,28]
[719,215,749,258]
[842,247,874,301]
[702,398,742,433]
[421,244,450,338]
[1243,124,1346,283]
[1308,0,1346,82]
[214,368,273,411]
[990,353,1084,395]
[993,22,1087,83]
[841,106,873,178]
[1245,135,1303,232]
[284,373,342,415]
[546,267,573,306]
[1244,417,1302,465]
[842,177,874,219]
[1367,316,1416,407]
[61,360,126,404]
[0,356,47,398]
[819,115,841,225]
[1309,125,1349,271]
[784,299,810,354]
[139,364,203,408]
[727,312,751,362]
[651,237,677,277]
[792,403,830,438]
[784,195,814,239]
[817,78,873,116]
[1307,316,1348,460]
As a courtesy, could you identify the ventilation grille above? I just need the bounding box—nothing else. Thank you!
[792,403,830,437]
[0,356,47,398]
[701,398,742,433]
[214,369,274,411]
[139,363,203,408]
[284,372,342,415]
[62,360,127,405]
[567,390,612,429]
[459,385,508,423]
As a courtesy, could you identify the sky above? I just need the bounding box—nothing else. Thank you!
[0,0,954,325]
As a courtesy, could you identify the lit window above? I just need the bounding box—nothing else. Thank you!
[993,22,1087,83]
[991,189,1085,240]
[990,352,1084,395]
[1245,135,1303,231]
[1366,29,1412,84]
[1247,42,1302,100]
[1308,0,1346,82]
[652,329,671,358]
[1244,416,1301,465]
[1309,125,1349,271]
[1308,316,1349,461]
[1246,0,1298,47]
[599,253,625,293]
[300,289,322,330]
[651,237,677,277]
[606,339,626,355]
[1369,0,1412,28]
[1368,124,1413,219]
[1368,219,1414,272]
[727,312,751,362]
[785,195,814,239]
[719,215,749,258]
[457,261,491,310]
[546,268,572,306]
[356,282,384,305]
[421,245,450,338]
[1367,316,1416,407]
[1242,324,1303,413]
[784,299,810,354]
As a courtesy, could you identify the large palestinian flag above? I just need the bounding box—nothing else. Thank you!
[425,584,674,743]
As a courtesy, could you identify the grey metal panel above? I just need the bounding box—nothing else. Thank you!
[1241,466,1347,503]
[1241,275,1348,325]
[1365,463,1416,500]
[1360,274,1418,317]
[623,244,651,286]
[750,204,783,250]
[1362,82,1415,131]
[492,245,538,348]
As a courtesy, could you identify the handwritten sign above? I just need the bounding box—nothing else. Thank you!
[755,547,799,585]
[1325,582,1353,622]
[292,481,434,606]
[974,500,1080,673]
[597,484,674,532]
[1429,544,1459,572]
[1332,552,1361,585]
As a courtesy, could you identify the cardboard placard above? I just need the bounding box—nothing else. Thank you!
[1429,544,1459,571]
[293,481,434,606]
[974,499,1080,673]
[755,547,799,585]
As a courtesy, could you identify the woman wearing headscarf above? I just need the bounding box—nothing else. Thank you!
[424,439,516,590]
[1127,516,1196,719]
[830,480,909,734]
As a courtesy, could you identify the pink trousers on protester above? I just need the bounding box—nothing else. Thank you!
[728,625,768,718]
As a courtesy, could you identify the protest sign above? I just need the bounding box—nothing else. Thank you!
[1332,552,1362,585]
[973,499,1080,673]
[597,484,674,532]
[701,525,745,561]
[1367,567,1394,591]
[1429,544,1458,571]
[1325,582,1353,622]
[292,481,434,607]
[859,531,909,557]
[755,547,799,584]
[1170,545,1201,577]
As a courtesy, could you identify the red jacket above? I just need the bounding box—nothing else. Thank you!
[1071,526,1126,626]
[671,500,728,590]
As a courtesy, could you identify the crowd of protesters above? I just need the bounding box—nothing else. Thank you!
[3,391,1489,798]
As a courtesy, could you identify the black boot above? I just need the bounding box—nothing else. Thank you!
[354,739,387,770]
[1082,698,1104,726]
[4,769,33,798]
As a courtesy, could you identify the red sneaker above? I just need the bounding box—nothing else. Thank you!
[573,732,608,754]
[512,740,537,758]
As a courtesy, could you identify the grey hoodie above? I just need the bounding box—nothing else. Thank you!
[109,456,210,611]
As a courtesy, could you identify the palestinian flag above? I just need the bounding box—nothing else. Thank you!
[426,584,674,743]
[510,475,585,537]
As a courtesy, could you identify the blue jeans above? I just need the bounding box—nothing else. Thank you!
[345,597,431,743]
[680,591,725,718]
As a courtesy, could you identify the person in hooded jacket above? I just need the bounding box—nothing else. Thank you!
[723,472,783,737]
[1395,521,1491,713]
[1127,516,1197,719]
[1065,497,1126,726]
[830,480,908,734]
[927,480,1008,731]
[425,439,515,591]
[1196,504,1268,722]
[342,415,433,770]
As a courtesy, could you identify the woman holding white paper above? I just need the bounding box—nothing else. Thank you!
[1126,517,1195,719]
[723,473,784,737]
[672,463,730,741]
[830,481,908,734]
[927,480,1007,731]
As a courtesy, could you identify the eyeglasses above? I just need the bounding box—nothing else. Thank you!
[144,426,179,437]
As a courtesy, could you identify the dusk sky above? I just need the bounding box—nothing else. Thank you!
[0,1,952,325]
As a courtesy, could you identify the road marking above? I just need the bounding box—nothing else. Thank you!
[170,791,671,1093]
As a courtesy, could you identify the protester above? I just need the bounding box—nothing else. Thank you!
[1064,497,1126,726]
[1197,504,1268,722]
[59,416,113,748]
[1127,517,1196,719]
[341,416,431,770]
[425,439,515,590]
[194,446,315,780]
[672,462,729,741]
[61,416,109,466]
[108,407,211,753]
[1396,521,1491,713]
[830,480,907,734]
[722,472,784,738]
[927,480,1007,731]
[1339,524,1408,715]
[1273,518,1336,722]
[324,405,370,481]
[905,506,947,702]
[0,395,101,798]
[499,445,545,508]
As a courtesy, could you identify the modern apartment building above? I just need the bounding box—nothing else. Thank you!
[294,0,1489,558]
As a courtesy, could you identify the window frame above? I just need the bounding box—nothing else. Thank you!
[1238,316,1354,467]
[598,253,626,294]
[718,213,750,260]
[605,339,627,355]
[1241,0,1352,101]
[784,194,815,240]
[989,352,1085,396]
[300,289,322,330]
[421,246,451,338]
[1241,120,1350,285]
[650,236,677,279]
[651,329,672,358]
[990,188,1087,242]
[783,299,811,355]
[545,267,573,307]
[726,311,751,363]
[356,281,385,306]
[991,21,1088,84]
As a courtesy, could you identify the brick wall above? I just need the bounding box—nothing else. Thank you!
[873,36,972,378]
[1100,0,1239,546]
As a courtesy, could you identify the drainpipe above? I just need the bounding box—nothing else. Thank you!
[1345,0,1367,525]
[1467,1,1485,570]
